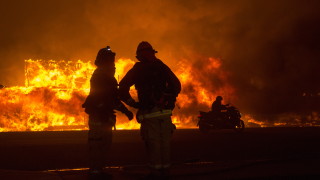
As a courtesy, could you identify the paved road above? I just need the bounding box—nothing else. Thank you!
[0,128,320,179]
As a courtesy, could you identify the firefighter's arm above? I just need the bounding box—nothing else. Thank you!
[82,73,105,114]
[163,64,181,96]
[119,66,139,108]
[115,101,133,120]
[162,64,181,109]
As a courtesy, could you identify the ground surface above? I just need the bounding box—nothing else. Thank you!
[0,127,320,179]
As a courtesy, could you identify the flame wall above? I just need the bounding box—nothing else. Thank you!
[0,0,319,130]
[0,57,236,131]
[1,56,319,132]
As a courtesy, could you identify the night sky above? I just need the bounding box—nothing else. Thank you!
[0,0,319,118]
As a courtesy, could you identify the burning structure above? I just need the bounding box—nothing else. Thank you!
[0,55,319,132]
[1,1,320,132]
[2,52,320,132]
[0,59,133,131]
[0,56,239,131]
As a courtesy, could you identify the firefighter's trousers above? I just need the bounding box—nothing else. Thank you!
[140,108,175,170]
[88,113,115,171]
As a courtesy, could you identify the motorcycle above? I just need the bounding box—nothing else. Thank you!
[197,105,245,133]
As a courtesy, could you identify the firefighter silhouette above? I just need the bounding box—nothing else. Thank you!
[119,41,181,178]
[82,46,133,178]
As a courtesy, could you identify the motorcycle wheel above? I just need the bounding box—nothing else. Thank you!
[233,120,245,133]
[199,123,210,133]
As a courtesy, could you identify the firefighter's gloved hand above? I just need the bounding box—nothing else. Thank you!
[97,103,104,108]
[124,110,134,120]
[126,98,140,109]
[165,96,177,110]
[166,102,175,110]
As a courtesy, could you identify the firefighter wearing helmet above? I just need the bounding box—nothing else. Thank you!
[82,46,133,178]
[119,41,181,178]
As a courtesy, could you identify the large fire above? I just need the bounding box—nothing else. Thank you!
[1,57,235,131]
[1,57,318,131]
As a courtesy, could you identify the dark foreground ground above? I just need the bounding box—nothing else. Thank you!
[1,127,320,179]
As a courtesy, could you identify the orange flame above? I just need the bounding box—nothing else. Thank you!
[0,56,240,131]
[7,56,317,132]
[1,57,318,132]
[0,59,138,131]
[0,57,211,131]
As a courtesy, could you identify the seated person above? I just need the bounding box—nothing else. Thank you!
[211,96,228,119]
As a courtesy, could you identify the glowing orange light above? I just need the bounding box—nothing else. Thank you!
[0,57,268,132]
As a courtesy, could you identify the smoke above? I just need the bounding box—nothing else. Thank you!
[0,0,319,120]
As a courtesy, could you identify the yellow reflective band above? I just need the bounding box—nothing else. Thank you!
[138,109,172,120]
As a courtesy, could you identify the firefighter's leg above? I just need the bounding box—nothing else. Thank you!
[88,114,113,172]
[160,116,175,169]
[100,122,113,166]
[88,119,104,171]
[141,118,162,172]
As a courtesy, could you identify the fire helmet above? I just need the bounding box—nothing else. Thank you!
[216,96,223,101]
[94,46,116,67]
[136,41,158,55]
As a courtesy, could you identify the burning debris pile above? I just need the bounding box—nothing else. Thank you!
[0,59,92,131]
[0,59,137,131]
[172,57,236,127]
[0,57,237,131]
[0,57,318,132]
